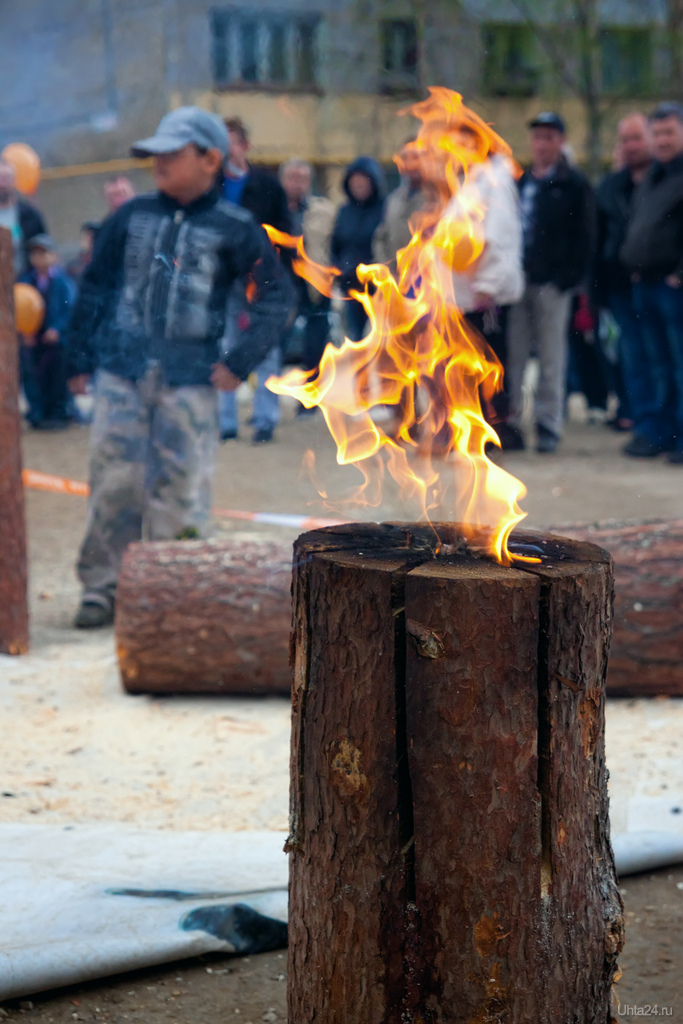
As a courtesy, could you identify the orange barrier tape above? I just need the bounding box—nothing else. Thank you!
[22,468,344,530]
[23,468,89,497]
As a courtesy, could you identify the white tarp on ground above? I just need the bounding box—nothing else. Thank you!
[0,824,288,1002]
[2,808,683,1002]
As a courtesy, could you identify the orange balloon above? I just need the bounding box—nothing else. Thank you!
[14,283,45,334]
[2,142,41,196]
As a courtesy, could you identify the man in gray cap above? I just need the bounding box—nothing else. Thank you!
[64,106,291,628]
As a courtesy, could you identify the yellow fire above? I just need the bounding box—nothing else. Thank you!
[266,88,530,565]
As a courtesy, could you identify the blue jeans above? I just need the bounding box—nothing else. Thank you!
[218,345,282,435]
[632,281,683,450]
[607,290,660,442]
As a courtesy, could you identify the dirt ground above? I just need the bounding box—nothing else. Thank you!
[2,396,683,1020]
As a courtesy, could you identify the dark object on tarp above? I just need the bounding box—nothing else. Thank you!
[182,903,288,954]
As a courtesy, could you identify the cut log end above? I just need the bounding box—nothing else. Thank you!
[115,538,294,694]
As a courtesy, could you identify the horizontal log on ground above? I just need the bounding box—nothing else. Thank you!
[115,518,683,697]
[562,519,683,697]
[115,538,293,694]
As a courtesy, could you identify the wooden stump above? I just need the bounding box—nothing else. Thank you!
[0,228,29,655]
[115,538,292,694]
[288,523,624,1024]
[563,519,683,697]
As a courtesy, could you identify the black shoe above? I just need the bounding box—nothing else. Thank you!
[623,435,665,458]
[33,418,70,431]
[606,415,634,433]
[220,429,238,442]
[666,449,683,465]
[496,423,526,451]
[252,427,274,443]
[536,424,559,453]
[74,601,114,629]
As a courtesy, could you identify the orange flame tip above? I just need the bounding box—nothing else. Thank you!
[266,88,529,564]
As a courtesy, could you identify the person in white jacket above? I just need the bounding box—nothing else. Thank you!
[441,147,525,449]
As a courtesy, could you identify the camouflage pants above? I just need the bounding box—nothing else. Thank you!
[77,367,218,606]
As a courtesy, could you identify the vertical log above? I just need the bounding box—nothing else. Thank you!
[523,538,624,1011]
[404,558,543,1020]
[288,524,624,1024]
[288,524,424,1023]
[0,227,29,655]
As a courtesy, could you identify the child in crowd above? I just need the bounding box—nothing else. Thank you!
[19,234,74,429]
[65,106,290,628]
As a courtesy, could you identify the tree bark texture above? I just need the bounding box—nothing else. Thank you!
[288,523,624,1024]
[115,538,292,694]
[0,228,29,655]
[563,519,683,696]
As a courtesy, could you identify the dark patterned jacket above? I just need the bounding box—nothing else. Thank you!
[65,186,291,386]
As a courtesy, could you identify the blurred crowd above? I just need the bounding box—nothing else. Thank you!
[2,100,683,626]
[4,104,683,460]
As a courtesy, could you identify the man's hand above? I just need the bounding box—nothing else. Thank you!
[665,273,682,289]
[68,374,91,395]
[211,363,241,392]
[43,328,60,344]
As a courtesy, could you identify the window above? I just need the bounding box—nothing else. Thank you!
[600,28,653,96]
[482,23,539,98]
[380,18,419,92]
[211,8,320,89]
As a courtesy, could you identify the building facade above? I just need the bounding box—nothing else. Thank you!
[0,0,670,240]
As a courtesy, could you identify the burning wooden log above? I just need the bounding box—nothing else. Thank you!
[115,538,292,694]
[287,522,623,1023]
[0,228,29,655]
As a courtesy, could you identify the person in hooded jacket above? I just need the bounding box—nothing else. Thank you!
[331,157,385,341]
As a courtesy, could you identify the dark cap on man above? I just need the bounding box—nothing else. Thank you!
[650,101,683,123]
[131,107,230,158]
[27,233,56,252]
[528,112,566,134]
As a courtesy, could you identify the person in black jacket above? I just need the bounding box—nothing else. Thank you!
[507,113,594,452]
[620,102,683,463]
[64,107,290,628]
[0,159,47,275]
[219,117,293,443]
[594,113,659,449]
[331,156,386,341]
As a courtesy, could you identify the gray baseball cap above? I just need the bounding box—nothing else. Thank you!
[131,106,230,158]
[27,233,56,251]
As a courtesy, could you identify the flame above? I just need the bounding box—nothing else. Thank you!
[265,88,531,565]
